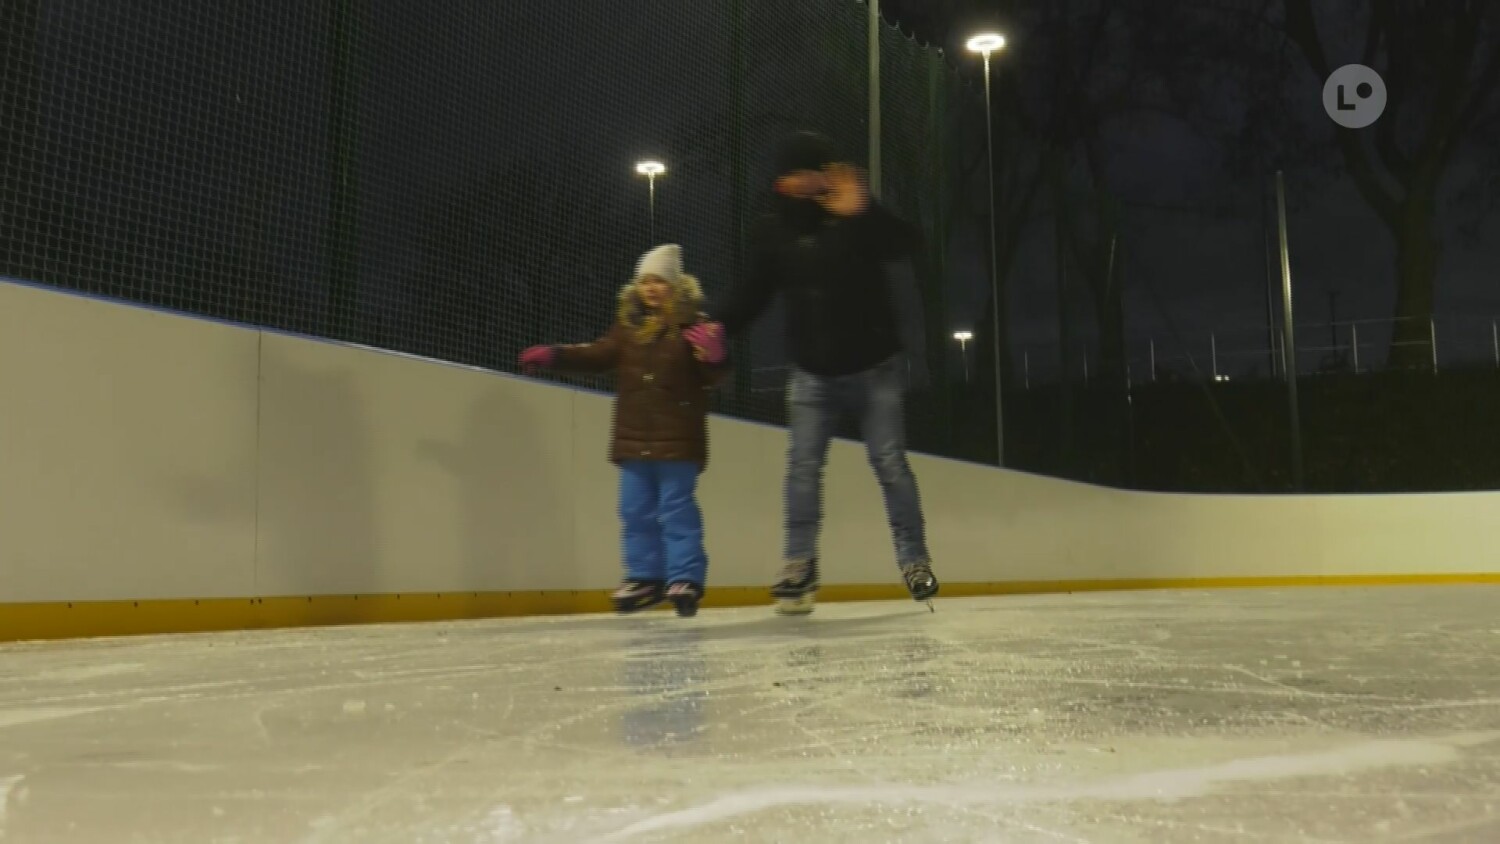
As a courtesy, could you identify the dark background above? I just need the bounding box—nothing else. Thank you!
[2,0,1498,492]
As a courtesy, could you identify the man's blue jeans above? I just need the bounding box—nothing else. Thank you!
[783,355,930,567]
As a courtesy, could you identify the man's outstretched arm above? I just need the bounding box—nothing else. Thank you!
[705,219,778,336]
[818,163,922,261]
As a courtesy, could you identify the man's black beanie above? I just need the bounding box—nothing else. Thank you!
[774,131,838,175]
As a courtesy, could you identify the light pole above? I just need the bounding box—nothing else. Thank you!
[635,159,666,242]
[967,31,1006,466]
[954,330,973,382]
[1274,170,1303,491]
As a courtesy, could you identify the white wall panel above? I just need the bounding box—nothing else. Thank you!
[1,281,1495,611]
[0,285,259,601]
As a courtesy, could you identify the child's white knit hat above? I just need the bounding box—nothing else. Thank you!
[635,243,682,284]
[623,243,702,311]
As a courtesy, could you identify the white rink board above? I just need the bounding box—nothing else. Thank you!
[0,279,1497,605]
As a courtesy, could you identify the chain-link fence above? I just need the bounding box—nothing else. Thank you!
[6,0,1496,494]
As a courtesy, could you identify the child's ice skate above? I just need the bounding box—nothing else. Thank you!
[612,579,666,614]
[666,582,702,618]
[771,558,819,616]
[901,560,939,612]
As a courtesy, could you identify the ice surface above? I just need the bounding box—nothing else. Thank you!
[1,586,1499,842]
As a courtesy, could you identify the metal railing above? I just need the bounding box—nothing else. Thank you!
[1013,314,1500,388]
[735,315,1498,394]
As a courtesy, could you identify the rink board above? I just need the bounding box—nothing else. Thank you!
[2,278,1498,642]
[6,574,1500,642]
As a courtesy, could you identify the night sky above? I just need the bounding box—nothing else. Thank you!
[3,0,1497,386]
[882,0,1500,377]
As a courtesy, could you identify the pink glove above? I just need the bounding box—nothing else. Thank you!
[683,322,726,364]
[519,345,556,372]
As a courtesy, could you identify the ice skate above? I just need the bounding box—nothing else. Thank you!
[771,558,819,616]
[900,560,939,611]
[775,591,817,615]
[611,579,666,614]
[666,582,702,618]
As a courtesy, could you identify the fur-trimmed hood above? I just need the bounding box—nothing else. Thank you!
[616,270,703,312]
[616,273,705,333]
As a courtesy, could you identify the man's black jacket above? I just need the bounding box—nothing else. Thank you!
[709,199,925,378]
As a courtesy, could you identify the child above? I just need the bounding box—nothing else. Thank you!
[519,244,729,617]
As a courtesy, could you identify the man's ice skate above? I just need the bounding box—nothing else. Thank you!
[901,560,939,611]
[611,579,665,614]
[771,558,819,616]
[666,582,702,618]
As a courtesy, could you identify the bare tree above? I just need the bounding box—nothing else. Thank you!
[1134,0,1500,368]
[1283,0,1500,368]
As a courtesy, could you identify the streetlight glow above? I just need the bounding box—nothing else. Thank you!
[635,160,666,241]
[966,33,1006,54]
[954,331,974,383]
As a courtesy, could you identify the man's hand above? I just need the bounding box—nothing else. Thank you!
[817,163,870,217]
[774,170,828,199]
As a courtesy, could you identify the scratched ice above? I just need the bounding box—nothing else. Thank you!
[2,586,1499,842]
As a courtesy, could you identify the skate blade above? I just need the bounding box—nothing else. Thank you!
[612,596,666,615]
[774,594,816,615]
[911,584,938,611]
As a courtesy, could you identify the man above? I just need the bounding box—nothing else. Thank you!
[685,130,938,614]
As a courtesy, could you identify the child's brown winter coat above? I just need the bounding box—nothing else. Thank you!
[553,275,729,468]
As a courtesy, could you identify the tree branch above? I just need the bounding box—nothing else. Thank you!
[944,142,989,231]
[1283,0,1402,225]
[1282,0,1332,79]
[1083,135,1116,254]
[1003,149,1045,237]
[1451,27,1500,148]
[1407,8,1483,186]
[1369,1,1412,184]
[1361,0,1384,68]
[1074,0,1118,94]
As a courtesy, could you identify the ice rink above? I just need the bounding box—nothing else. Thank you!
[2,585,1498,843]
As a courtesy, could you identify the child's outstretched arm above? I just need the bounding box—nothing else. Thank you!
[519,326,622,375]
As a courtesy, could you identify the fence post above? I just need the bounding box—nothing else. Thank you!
[1023,350,1030,390]
[1351,322,1360,373]
[327,0,359,341]
[1082,346,1089,385]
[867,0,881,198]
[1210,332,1219,380]
[1274,171,1304,491]
[1149,339,1157,381]
[1430,317,1438,372]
